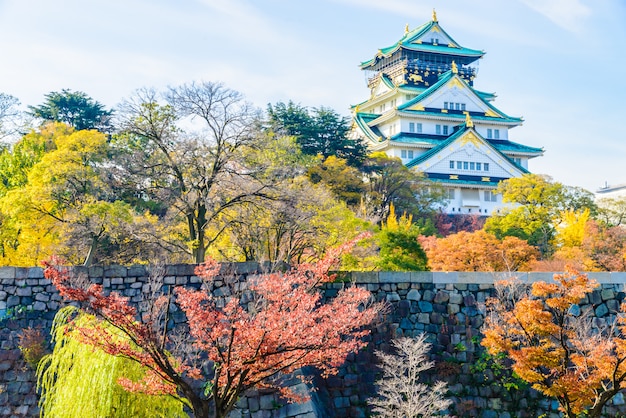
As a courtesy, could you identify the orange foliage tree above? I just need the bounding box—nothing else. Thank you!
[419,230,538,271]
[482,267,626,417]
[43,236,384,418]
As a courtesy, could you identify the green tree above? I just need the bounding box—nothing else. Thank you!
[38,306,186,417]
[485,174,596,256]
[28,89,113,131]
[376,204,428,271]
[267,101,367,167]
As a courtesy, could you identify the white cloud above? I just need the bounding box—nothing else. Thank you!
[518,0,591,31]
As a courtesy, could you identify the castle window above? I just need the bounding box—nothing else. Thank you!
[447,189,455,199]
[436,125,441,135]
[409,122,415,133]
[476,162,482,170]
[455,103,460,111]
[484,163,490,171]
[484,191,498,202]
[487,129,493,139]
[456,161,462,169]
[401,149,407,158]
[408,150,414,159]
[463,162,468,170]
[461,103,466,111]
[416,123,422,133]
[470,162,475,170]
[443,125,449,135]
[444,102,448,109]
[449,160,454,169]
[494,129,500,139]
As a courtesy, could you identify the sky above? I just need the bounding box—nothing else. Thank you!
[0,0,625,193]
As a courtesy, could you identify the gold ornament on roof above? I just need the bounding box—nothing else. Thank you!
[432,9,438,22]
[405,23,409,34]
[464,112,474,128]
[451,61,458,74]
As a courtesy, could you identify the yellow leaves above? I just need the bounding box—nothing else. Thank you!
[555,208,590,248]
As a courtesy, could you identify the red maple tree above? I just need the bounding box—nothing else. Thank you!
[44,236,383,418]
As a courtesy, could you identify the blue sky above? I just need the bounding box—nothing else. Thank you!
[0,0,624,192]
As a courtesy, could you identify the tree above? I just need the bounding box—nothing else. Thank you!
[0,92,22,140]
[0,123,156,266]
[38,306,185,417]
[267,101,367,167]
[44,236,384,418]
[596,196,626,227]
[307,155,365,206]
[115,83,272,263]
[420,230,538,272]
[482,268,626,418]
[214,176,373,265]
[360,152,444,224]
[369,334,451,417]
[28,89,113,131]
[485,174,596,256]
[376,204,428,271]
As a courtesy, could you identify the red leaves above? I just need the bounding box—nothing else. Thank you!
[44,235,381,417]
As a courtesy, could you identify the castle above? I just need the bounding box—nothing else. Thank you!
[351,10,543,215]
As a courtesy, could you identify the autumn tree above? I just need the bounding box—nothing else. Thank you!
[28,89,113,132]
[44,236,384,418]
[369,334,451,417]
[214,176,373,264]
[114,83,272,263]
[307,155,365,206]
[0,123,158,266]
[420,230,537,272]
[485,174,596,256]
[360,152,444,224]
[483,268,626,418]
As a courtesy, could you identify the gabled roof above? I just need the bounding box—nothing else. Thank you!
[398,70,520,123]
[390,132,543,156]
[353,112,383,142]
[406,125,531,174]
[360,18,484,69]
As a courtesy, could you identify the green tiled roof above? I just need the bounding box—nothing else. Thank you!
[424,172,507,187]
[397,70,521,123]
[361,20,484,69]
[405,126,532,173]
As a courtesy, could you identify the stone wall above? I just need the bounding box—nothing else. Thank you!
[1,266,626,417]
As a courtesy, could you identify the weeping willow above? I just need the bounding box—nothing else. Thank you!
[37,306,186,418]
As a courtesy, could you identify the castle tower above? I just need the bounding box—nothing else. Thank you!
[351,11,543,216]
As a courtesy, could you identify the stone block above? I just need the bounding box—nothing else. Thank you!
[417,301,433,313]
[433,291,449,303]
[379,271,410,283]
[0,267,16,279]
[104,265,127,278]
[386,292,400,302]
[406,288,421,301]
[433,271,457,283]
[410,271,432,283]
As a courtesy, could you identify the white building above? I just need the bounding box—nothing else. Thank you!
[351,11,543,216]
